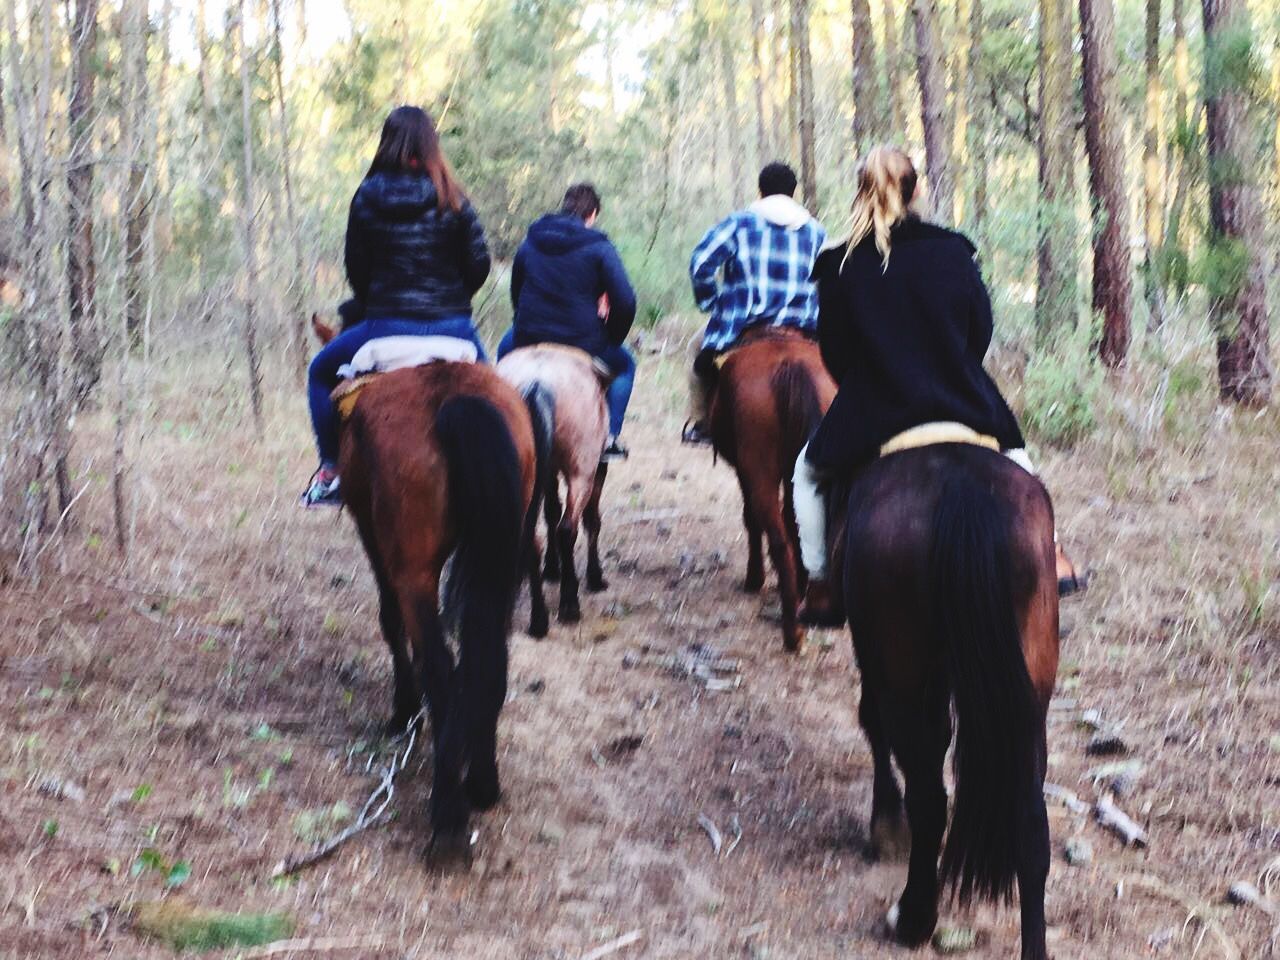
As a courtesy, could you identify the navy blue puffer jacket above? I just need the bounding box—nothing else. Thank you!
[510,214,637,355]
[344,171,490,323]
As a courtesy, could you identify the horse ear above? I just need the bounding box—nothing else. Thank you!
[311,312,337,345]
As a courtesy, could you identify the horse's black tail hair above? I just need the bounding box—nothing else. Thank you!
[771,360,824,465]
[934,467,1042,906]
[435,394,523,709]
[521,381,555,541]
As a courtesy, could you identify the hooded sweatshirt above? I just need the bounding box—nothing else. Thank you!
[344,170,491,324]
[510,213,637,355]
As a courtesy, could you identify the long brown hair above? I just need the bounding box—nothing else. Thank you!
[367,106,465,213]
[842,146,919,271]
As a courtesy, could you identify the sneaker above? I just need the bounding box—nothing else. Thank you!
[681,420,713,446]
[1056,541,1086,596]
[601,436,629,463]
[300,466,342,508]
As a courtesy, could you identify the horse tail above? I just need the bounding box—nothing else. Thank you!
[520,381,556,554]
[435,394,523,680]
[934,466,1042,905]
[770,360,824,466]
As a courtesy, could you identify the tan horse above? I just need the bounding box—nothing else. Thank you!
[497,345,610,632]
[708,327,836,651]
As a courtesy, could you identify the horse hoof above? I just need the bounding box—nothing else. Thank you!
[887,898,937,948]
[529,612,550,639]
[586,575,608,593]
[783,630,804,654]
[385,711,420,738]
[426,832,473,873]
[870,812,911,862]
[742,575,765,594]
[558,605,581,624]
[464,772,501,811]
[543,561,561,580]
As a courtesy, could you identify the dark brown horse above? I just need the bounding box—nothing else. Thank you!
[841,443,1059,959]
[708,327,836,651]
[337,361,546,863]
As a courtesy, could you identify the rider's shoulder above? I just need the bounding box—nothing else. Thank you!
[898,218,978,256]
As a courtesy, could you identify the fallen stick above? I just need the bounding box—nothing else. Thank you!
[1095,791,1147,848]
[1044,783,1089,816]
[272,714,423,879]
[1120,873,1242,960]
[725,814,743,857]
[239,936,391,958]
[697,814,723,855]
[579,929,643,960]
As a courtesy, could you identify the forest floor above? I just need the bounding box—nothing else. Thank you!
[1,337,1278,960]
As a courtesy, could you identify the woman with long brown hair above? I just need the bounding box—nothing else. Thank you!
[302,106,491,507]
[793,146,1076,620]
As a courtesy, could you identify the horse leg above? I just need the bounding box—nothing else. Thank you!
[783,479,807,593]
[400,579,469,864]
[355,529,418,733]
[557,481,586,623]
[748,477,804,651]
[460,611,511,815]
[526,529,550,639]
[584,463,608,593]
[886,690,951,948]
[1016,726,1051,960]
[737,473,765,593]
[542,478,563,580]
[859,684,908,861]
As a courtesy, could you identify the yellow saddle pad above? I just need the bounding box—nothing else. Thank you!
[332,374,380,421]
[879,421,1000,457]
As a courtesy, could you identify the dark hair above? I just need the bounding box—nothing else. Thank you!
[758,162,798,198]
[561,183,602,221]
[367,105,464,213]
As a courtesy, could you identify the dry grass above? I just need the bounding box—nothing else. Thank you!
[0,337,1277,959]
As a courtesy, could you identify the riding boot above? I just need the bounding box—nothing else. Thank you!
[682,349,717,445]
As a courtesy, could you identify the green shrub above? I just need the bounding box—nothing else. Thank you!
[1022,331,1102,447]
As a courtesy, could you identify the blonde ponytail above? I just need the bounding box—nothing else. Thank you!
[841,146,919,272]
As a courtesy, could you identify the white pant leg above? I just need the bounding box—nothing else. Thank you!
[1005,447,1036,475]
[792,441,828,580]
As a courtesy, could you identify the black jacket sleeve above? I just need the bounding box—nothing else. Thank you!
[344,193,371,302]
[458,201,492,296]
[815,250,856,383]
[966,256,995,363]
[600,243,638,345]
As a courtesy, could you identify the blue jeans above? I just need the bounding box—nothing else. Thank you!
[309,316,487,466]
[497,329,636,437]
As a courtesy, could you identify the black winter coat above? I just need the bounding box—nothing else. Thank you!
[805,217,1024,472]
[511,214,637,355]
[344,171,490,323]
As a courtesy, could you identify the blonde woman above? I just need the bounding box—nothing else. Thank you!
[794,147,1075,622]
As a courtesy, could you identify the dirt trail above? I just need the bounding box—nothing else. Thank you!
[1,352,1277,959]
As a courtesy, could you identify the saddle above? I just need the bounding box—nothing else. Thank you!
[331,335,479,420]
[878,421,999,457]
[713,325,816,369]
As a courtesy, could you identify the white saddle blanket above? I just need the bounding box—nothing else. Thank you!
[336,335,478,379]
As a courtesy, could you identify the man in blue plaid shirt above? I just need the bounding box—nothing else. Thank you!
[683,163,827,444]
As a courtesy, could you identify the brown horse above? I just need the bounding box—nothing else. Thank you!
[708,327,836,651]
[496,345,610,632]
[335,360,546,864]
[840,443,1059,959]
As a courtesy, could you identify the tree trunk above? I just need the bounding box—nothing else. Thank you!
[1143,0,1164,327]
[1080,0,1133,367]
[236,0,265,432]
[1201,0,1271,404]
[67,0,101,405]
[1035,0,1077,342]
[196,0,212,115]
[271,0,309,388]
[123,0,150,352]
[882,0,907,136]
[911,0,952,222]
[966,0,988,238]
[750,0,768,162]
[720,31,744,201]
[791,0,818,208]
[850,0,884,151]
[1161,0,1194,297]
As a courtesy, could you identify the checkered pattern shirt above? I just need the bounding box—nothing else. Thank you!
[689,210,827,351]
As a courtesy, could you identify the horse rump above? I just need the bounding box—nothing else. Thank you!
[931,465,1045,906]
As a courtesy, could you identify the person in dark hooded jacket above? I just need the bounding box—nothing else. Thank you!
[301,106,491,507]
[498,183,638,461]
